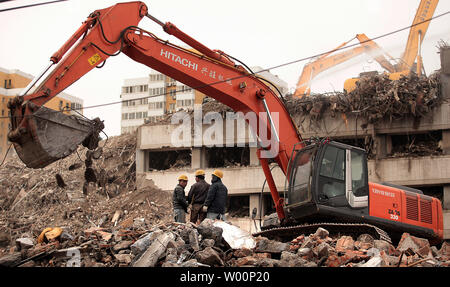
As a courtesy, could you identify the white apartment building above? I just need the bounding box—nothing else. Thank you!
[120,67,289,134]
[121,77,151,134]
[121,69,197,134]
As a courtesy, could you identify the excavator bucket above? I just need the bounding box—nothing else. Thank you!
[11,106,104,169]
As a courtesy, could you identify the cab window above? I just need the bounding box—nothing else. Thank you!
[319,145,345,199]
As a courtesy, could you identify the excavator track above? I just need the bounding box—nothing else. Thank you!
[252,222,392,244]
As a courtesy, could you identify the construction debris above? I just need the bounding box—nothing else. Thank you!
[0,131,173,265]
[1,218,448,267]
[284,72,442,126]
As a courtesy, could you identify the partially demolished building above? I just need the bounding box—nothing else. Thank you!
[136,47,450,238]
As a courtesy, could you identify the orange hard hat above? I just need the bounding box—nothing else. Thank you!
[212,169,223,179]
[178,174,188,181]
[195,169,205,176]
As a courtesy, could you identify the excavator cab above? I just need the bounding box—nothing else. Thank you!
[284,141,369,223]
[282,140,443,244]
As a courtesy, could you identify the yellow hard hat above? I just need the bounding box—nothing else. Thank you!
[195,169,205,176]
[178,174,188,181]
[212,169,223,179]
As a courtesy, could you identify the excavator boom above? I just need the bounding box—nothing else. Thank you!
[294,34,398,97]
[397,0,439,73]
[294,45,365,97]
[8,1,302,221]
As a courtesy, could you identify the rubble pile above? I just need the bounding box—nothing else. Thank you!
[284,73,442,125]
[1,218,448,267]
[0,131,174,263]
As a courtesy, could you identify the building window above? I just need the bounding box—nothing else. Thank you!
[169,89,176,99]
[139,85,148,93]
[136,112,143,119]
[176,99,193,107]
[150,74,164,82]
[122,113,128,120]
[150,87,165,96]
[149,102,164,110]
[129,113,135,120]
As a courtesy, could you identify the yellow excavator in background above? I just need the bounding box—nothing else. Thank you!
[294,34,397,97]
[344,0,439,93]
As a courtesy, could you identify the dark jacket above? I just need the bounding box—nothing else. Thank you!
[173,184,188,211]
[204,177,228,214]
[187,179,210,205]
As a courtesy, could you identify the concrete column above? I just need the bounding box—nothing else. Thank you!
[249,147,260,166]
[136,149,146,174]
[441,130,450,155]
[443,185,450,210]
[249,193,264,218]
[373,134,388,159]
[191,147,207,169]
[386,135,392,155]
[440,46,450,75]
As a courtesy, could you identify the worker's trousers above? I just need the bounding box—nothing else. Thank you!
[190,203,206,224]
[174,208,186,223]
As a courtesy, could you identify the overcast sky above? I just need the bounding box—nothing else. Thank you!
[1,0,449,136]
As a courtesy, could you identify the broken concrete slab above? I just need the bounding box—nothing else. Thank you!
[195,246,224,266]
[15,238,34,250]
[197,219,223,244]
[130,230,162,255]
[133,232,175,267]
[113,240,133,252]
[114,254,132,264]
[335,236,354,252]
[188,229,200,252]
[255,238,289,254]
[360,256,383,267]
[0,252,22,267]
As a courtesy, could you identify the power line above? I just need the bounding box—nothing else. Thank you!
[0,0,68,13]
[1,9,449,120]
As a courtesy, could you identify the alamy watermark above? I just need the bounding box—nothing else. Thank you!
[66,247,81,267]
[170,107,280,158]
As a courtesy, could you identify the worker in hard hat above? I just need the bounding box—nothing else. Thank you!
[173,174,189,223]
[187,169,210,224]
[202,170,228,221]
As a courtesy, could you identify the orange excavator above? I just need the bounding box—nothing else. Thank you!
[344,0,439,92]
[294,34,396,97]
[7,2,443,244]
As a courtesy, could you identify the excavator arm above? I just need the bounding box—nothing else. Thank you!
[8,1,148,168]
[294,34,397,98]
[294,45,365,97]
[8,1,302,221]
[355,33,397,73]
[397,0,439,74]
